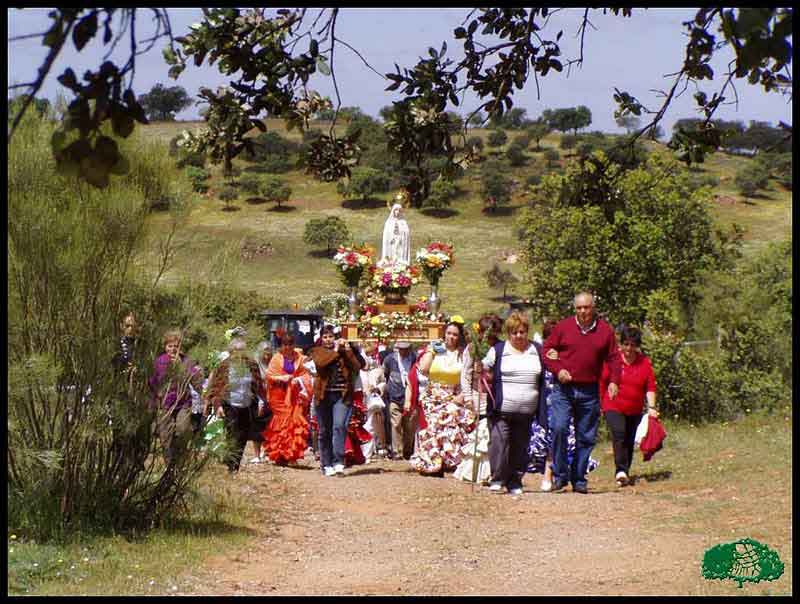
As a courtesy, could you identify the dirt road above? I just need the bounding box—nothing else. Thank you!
[181,449,791,596]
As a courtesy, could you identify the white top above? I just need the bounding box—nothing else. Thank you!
[482,342,541,415]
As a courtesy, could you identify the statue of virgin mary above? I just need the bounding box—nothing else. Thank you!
[380,203,410,266]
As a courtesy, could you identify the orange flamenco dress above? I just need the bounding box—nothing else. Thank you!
[262,351,312,464]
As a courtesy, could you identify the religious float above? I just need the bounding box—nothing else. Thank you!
[332,191,454,344]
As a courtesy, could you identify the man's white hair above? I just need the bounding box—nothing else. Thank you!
[573,291,595,306]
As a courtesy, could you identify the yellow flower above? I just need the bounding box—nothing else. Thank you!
[370,316,381,325]
[10,534,17,541]
[471,322,480,332]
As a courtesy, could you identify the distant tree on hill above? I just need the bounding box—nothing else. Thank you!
[138,83,192,121]
[7,94,51,120]
[485,263,519,300]
[303,216,350,256]
[543,106,592,135]
[734,162,770,200]
[218,184,239,211]
[616,114,641,133]
[336,167,391,201]
[468,111,486,127]
[489,107,528,130]
[261,176,292,209]
[543,148,560,168]
[487,129,508,147]
[505,142,527,166]
[481,159,513,212]
[422,177,459,210]
[526,120,551,150]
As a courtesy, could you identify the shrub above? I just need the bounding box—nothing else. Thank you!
[219,185,239,209]
[248,130,299,162]
[336,167,391,200]
[260,176,292,209]
[239,173,262,196]
[259,154,293,173]
[186,166,210,193]
[8,112,214,539]
[481,159,513,212]
[303,216,350,256]
[513,133,531,149]
[526,173,542,188]
[734,162,770,198]
[422,177,458,209]
[687,172,721,191]
[487,129,508,147]
[505,143,527,167]
[543,148,560,167]
[466,136,484,152]
[560,133,578,150]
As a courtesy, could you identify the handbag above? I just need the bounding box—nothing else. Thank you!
[366,392,385,412]
[634,413,649,446]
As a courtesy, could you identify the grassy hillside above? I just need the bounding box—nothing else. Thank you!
[142,119,792,320]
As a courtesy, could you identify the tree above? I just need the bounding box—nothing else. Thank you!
[516,151,742,326]
[616,114,641,134]
[505,142,527,166]
[543,106,592,135]
[573,105,592,134]
[303,216,350,256]
[138,83,192,121]
[734,162,770,200]
[485,263,519,300]
[481,159,513,212]
[218,184,239,210]
[422,177,458,210]
[9,8,793,189]
[260,176,292,209]
[543,148,560,168]
[526,120,552,150]
[487,129,508,147]
[7,94,50,120]
[489,107,528,129]
[336,167,391,200]
[467,111,486,127]
[645,124,665,140]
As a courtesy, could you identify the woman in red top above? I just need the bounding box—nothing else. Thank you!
[599,325,659,487]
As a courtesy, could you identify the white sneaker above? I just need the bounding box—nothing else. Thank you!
[488,481,504,492]
[323,466,336,477]
[249,456,262,464]
[540,480,552,492]
[333,463,345,475]
[615,471,629,487]
[508,487,524,496]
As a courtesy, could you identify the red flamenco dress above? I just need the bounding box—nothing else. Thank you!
[262,351,312,464]
[344,389,372,467]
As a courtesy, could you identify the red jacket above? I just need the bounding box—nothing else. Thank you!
[543,316,621,385]
[599,353,657,415]
[641,416,666,461]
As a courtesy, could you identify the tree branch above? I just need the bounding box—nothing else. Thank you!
[334,36,386,80]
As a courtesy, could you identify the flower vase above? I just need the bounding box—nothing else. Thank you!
[427,282,441,317]
[347,286,360,320]
[384,289,407,305]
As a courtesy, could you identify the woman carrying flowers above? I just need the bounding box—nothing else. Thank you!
[407,317,476,476]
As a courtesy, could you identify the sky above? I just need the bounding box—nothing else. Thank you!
[7,8,793,135]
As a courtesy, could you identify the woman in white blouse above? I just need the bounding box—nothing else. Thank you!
[482,311,544,495]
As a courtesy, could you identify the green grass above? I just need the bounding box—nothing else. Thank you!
[6,465,274,596]
[140,120,791,320]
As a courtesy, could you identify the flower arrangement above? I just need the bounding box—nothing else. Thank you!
[415,241,454,285]
[369,262,420,295]
[357,309,429,341]
[333,243,374,287]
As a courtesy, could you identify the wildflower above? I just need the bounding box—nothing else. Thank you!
[10,534,17,540]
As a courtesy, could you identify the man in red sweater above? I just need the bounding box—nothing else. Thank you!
[543,292,621,494]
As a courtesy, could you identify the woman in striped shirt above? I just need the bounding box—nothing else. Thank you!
[483,311,544,495]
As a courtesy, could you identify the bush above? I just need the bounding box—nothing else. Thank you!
[239,174,262,196]
[543,148,560,167]
[186,166,210,193]
[169,135,206,168]
[687,172,720,191]
[303,216,350,256]
[8,112,214,539]
[505,143,527,167]
[525,173,542,188]
[336,167,391,200]
[249,130,299,162]
[466,136,484,152]
[487,129,508,147]
[219,185,239,209]
[734,162,770,198]
[513,133,531,149]
[422,177,458,209]
[260,176,292,208]
[481,159,513,212]
[259,154,293,173]
[560,134,578,150]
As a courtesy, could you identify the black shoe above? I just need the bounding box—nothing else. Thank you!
[572,484,588,494]
[551,478,568,492]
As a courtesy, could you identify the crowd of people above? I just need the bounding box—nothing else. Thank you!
[122,290,661,494]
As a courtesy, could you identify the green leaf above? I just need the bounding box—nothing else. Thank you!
[316,56,331,76]
[168,64,185,80]
[57,68,79,91]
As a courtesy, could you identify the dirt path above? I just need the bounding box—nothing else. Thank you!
[180,449,791,596]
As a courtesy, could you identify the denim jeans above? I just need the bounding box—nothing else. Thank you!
[550,383,600,488]
[315,391,353,470]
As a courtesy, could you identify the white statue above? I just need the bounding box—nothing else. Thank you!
[381,203,410,265]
